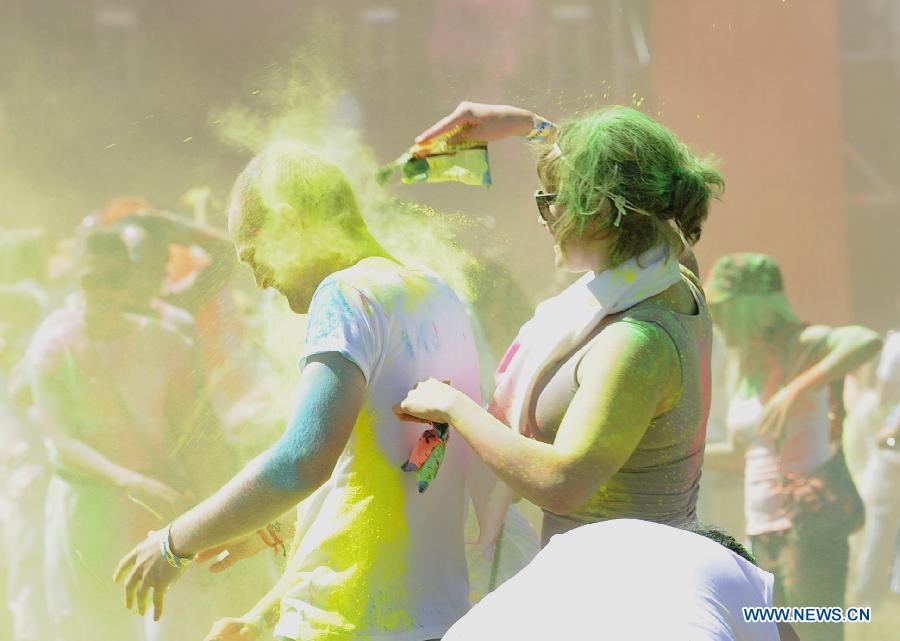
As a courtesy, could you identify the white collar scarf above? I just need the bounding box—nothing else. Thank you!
[489,244,681,436]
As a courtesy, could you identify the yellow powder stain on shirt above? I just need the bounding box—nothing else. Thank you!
[611,266,638,285]
[348,258,435,317]
[296,407,413,639]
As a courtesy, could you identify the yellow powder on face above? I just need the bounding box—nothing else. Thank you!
[301,406,413,639]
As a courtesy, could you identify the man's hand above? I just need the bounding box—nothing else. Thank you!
[195,531,269,573]
[113,530,185,621]
[204,616,261,641]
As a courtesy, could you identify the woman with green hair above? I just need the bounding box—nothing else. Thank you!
[704,253,881,641]
[397,102,722,544]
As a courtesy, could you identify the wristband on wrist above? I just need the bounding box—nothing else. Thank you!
[159,524,192,569]
[526,115,556,142]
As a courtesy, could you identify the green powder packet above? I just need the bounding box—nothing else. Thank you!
[377,129,492,187]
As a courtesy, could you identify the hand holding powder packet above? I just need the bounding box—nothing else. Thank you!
[377,126,492,187]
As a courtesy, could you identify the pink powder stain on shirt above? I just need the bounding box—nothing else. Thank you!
[357,291,374,316]
[496,341,521,375]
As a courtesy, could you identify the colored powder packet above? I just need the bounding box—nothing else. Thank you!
[401,422,450,493]
[377,127,492,188]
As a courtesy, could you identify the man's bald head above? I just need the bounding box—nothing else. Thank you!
[228,143,364,241]
[227,143,374,313]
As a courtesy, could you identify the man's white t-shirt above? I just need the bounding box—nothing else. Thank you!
[443,519,780,641]
[273,258,482,641]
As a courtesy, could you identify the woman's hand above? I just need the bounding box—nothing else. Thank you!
[203,616,261,641]
[113,529,184,621]
[396,379,463,425]
[194,531,269,573]
[415,102,537,146]
[757,384,802,441]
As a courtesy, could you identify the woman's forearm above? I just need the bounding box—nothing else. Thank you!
[33,379,141,488]
[447,394,584,513]
[51,435,141,487]
[403,329,669,515]
[415,103,550,147]
[790,327,882,396]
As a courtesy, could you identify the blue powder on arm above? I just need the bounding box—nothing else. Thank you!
[262,274,378,493]
[260,362,345,492]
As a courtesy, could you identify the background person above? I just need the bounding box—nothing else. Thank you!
[703,253,882,641]
[851,331,900,609]
[23,229,233,641]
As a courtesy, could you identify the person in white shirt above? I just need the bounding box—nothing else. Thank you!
[851,331,900,608]
[115,143,490,641]
[443,519,798,641]
[703,253,881,641]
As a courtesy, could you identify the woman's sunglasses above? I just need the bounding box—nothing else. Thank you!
[534,190,557,223]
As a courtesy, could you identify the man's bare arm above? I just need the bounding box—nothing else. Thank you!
[114,352,366,619]
[166,352,365,556]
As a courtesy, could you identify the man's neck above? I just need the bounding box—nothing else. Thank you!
[334,234,398,271]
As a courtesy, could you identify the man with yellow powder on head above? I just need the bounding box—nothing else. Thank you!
[115,143,489,641]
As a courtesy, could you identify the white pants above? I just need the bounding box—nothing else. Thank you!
[852,448,900,606]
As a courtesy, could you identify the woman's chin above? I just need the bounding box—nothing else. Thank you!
[554,250,585,273]
[554,248,603,274]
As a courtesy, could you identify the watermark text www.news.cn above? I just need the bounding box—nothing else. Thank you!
[743,607,872,624]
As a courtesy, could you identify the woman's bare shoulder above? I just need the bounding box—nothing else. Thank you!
[581,318,681,396]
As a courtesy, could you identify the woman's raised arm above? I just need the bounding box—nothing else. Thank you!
[415,101,544,146]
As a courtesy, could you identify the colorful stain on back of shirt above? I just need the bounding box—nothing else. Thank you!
[353,259,445,358]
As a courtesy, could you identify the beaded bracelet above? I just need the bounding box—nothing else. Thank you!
[256,521,287,557]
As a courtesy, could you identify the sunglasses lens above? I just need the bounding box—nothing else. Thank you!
[536,193,553,221]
